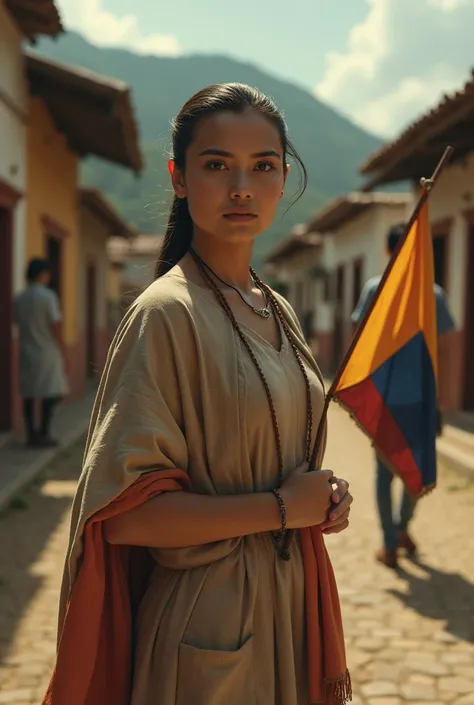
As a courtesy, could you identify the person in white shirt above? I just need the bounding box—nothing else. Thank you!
[14,258,69,447]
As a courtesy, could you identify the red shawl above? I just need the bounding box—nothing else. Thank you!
[42,470,350,705]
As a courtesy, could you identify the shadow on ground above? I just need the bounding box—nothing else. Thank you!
[0,437,84,666]
[390,558,474,643]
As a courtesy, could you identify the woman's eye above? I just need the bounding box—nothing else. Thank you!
[206,161,227,170]
[255,162,275,172]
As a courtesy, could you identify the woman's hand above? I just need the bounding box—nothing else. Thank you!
[320,477,353,535]
[280,463,334,529]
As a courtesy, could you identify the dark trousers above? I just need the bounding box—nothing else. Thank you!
[23,397,60,439]
[376,457,416,550]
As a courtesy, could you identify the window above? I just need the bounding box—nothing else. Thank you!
[46,235,62,300]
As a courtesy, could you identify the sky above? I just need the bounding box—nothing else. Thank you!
[55,0,474,138]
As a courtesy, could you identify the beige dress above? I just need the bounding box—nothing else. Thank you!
[60,270,327,705]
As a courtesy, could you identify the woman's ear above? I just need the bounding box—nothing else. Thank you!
[168,159,187,198]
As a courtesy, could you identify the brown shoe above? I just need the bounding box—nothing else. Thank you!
[376,548,398,569]
[398,531,417,555]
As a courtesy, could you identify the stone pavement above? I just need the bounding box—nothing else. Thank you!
[0,405,474,704]
[0,387,96,512]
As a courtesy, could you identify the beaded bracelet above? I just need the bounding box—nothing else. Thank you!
[272,488,287,543]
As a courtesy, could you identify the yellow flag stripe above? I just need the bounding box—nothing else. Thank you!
[336,202,438,393]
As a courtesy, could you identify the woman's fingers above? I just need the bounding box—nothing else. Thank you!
[322,519,350,535]
[331,477,350,504]
[320,504,351,531]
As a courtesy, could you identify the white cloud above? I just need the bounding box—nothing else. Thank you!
[315,0,474,136]
[56,0,182,56]
[427,0,470,10]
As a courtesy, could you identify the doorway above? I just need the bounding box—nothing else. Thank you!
[463,228,474,411]
[333,264,346,367]
[86,262,97,378]
[46,235,62,300]
[433,234,448,289]
[352,258,363,311]
[0,207,13,432]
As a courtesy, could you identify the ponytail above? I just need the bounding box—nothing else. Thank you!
[155,196,193,278]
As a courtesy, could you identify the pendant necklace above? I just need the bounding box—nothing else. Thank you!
[189,248,272,319]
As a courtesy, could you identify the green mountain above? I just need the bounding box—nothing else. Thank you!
[36,32,382,266]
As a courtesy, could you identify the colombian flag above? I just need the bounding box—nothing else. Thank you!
[332,202,438,496]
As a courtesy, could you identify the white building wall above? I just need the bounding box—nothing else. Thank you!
[0,4,27,293]
[316,202,411,335]
[414,154,474,328]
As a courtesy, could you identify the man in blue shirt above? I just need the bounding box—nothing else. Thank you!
[351,223,455,568]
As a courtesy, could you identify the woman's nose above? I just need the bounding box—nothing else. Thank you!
[230,171,253,199]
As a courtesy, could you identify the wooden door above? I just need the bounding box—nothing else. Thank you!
[352,258,363,311]
[433,233,448,289]
[334,265,345,366]
[46,235,62,300]
[86,262,97,378]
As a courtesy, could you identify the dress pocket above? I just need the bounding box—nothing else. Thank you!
[176,635,255,705]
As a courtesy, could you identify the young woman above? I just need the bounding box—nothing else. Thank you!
[43,84,353,705]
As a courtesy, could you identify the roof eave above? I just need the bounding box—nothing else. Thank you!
[308,193,411,232]
[80,188,137,239]
[6,0,63,40]
[360,72,474,186]
[26,51,144,173]
[264,235,321,265]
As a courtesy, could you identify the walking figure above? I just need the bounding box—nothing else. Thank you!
[14,258,69,447]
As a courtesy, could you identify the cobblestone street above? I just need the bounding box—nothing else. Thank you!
[1,405,474,704]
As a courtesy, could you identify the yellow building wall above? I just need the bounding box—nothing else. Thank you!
[26,97,79,346]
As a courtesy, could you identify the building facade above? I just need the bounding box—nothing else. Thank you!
[107,234,163,310]
[79,188,136,386]
[0,0,62,434]
[265,194,412,375]
[361,74,474,413]
[23,51,142,404]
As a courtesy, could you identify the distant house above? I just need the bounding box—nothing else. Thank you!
[306,192,412,373]
[79,188,136,379]
[264,224,322,353]
[0,0,62,435]
[360,72,474,414]
[108,234,163,310]
[265,194,412,375]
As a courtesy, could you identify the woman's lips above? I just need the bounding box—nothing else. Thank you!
[223,213,257,222]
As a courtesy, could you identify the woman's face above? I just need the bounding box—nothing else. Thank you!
[170,108,288,245]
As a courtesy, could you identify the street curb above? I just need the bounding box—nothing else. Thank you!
[0,420,89,513]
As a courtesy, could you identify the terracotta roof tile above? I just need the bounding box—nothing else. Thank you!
[26,50,143,172]
[307,192,411,233]
[264,226,322,264]
[361,69,474,186]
